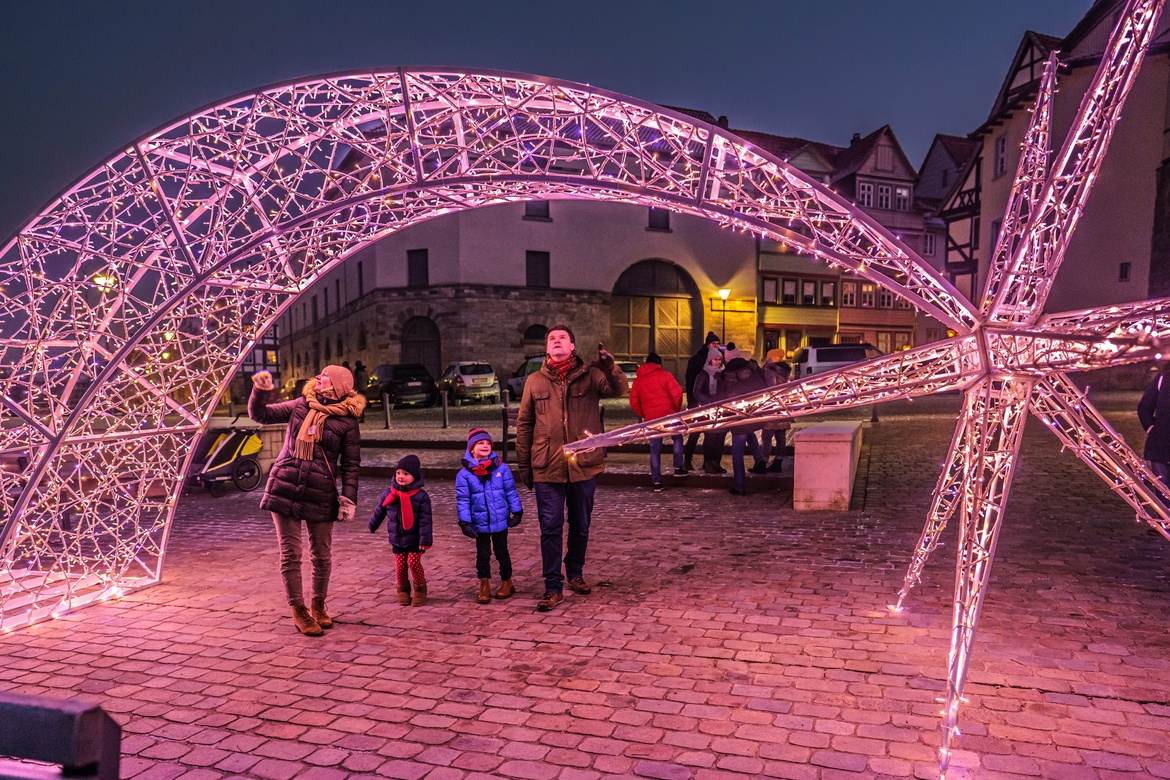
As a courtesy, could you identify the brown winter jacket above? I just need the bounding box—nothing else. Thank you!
[516,356,628,484]
[248,382,364,522]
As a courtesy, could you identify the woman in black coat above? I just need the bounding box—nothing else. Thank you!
[249,365,365,636]
[1138,364,1170,483]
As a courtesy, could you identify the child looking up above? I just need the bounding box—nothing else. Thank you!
[369,454,433,606]
[456,428,523,604]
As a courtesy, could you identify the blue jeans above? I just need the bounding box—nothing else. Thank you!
[534,479,596,594]
[649,435,684,483]
[731,432,764,491]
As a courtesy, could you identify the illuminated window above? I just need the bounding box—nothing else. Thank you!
[860,283,875,307]
[841,281,857,307]
[895,186,910,212]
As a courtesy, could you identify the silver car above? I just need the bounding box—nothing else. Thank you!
[439,361,500,406]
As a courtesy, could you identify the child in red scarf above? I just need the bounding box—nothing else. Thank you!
[369,454,433,606]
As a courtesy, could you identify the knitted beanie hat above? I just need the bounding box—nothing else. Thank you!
[322,365,355,396]
[704,331,720,345]
[646,352,662,365]
[707,344,724,364]
[467,428,493,449]
[395,454,422,483]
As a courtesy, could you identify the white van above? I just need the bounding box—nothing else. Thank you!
[792,344,884,377]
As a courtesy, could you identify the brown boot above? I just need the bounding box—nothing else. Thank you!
[397,583,411,606]
[495,579,515,599]
[310,597,332,629]
[477,578,492,604]
[411,583,428,607]
[291,604,323,636]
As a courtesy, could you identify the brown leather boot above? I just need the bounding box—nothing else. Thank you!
[310,597,332,629]
[397,583,411,605]
[477,578,492,604]
[411,583,428,607]
[495,579,515,599]
[291,604,323,636]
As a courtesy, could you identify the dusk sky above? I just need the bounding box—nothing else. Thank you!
[0,1,1092,242]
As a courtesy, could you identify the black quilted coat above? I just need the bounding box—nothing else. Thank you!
[248,387,362,522]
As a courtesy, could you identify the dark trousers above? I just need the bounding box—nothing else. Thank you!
[535,478,596,594]
[703,430,726,464]
[475,530,512,580]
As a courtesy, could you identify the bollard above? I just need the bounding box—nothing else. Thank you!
[228,400,235,419]
[441,391,449,429]
[870,404,879,423]
[382,392,391,429]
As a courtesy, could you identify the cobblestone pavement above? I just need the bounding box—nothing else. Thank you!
[4,393,1170,779]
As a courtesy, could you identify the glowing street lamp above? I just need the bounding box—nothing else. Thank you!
[717,288,731,341]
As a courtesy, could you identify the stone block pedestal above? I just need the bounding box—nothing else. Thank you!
[793,422,863,510]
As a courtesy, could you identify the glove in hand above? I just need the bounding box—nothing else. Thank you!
[507,510,523,528]
[519,466,534,490]
[459,521,478,539]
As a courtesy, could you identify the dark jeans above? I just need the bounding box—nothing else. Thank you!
[534,478,596,594]
[703,430,726,465]
[649,435,684,482]
[475,530,513,580]
[731,432,764,492]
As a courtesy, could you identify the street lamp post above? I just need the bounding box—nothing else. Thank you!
[718,288,730,342]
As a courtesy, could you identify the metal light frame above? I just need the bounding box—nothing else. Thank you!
[568,2,1167,775]
[0,2,1162,775]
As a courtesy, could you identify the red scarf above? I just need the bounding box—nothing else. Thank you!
[470,457,494,477]
[382,485,421,530]
[546,353,579,385]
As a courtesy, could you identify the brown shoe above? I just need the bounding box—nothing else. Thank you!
[411,583,428,607]
[495,579,515,599]
[477,578,492,604]
[397,583,411,606]
[567,577,592,595]
[537,591,563,612]
[310,597,333,629]
[291,604,323,636]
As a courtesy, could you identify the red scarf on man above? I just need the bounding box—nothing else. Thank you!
[382,485,421,530]
[546,353,579,385]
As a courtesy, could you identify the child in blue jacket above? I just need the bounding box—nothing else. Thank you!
[456,429,523,603]
[369,454,433,606]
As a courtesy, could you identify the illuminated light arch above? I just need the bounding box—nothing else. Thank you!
[0,65,978,635]
[568,1,1167,774]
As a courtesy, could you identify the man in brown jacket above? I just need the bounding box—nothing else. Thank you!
[516,325,628,611]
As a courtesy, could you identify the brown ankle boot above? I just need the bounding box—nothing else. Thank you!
[477,578,492,604]
[310,597,332,629]
[495,579,515,599]
[397,583,411,605]
[411,583,428,607]
[291,604,323,636]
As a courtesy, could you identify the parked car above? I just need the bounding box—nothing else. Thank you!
[507,354,546,400]
[438,361,500,406]
[365,363,441,408]
[280,376,309,400]
[792,344,884,378]
[617,362,639,386]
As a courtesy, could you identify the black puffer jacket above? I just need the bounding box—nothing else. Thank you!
[248,387,362,522]
[1139,372,1170,464]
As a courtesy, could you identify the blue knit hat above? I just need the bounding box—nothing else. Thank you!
[467,428,493,449]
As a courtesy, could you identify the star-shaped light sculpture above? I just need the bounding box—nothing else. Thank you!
[567,1,1168,774]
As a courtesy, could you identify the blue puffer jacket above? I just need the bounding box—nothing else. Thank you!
[455,452,523,534]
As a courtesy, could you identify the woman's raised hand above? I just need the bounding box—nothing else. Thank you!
[252,370,275,391]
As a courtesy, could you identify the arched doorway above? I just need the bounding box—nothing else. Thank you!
[0,68,970,630]
[400,316,441,377]
[611,260,701,380]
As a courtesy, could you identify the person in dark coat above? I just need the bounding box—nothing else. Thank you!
[369,454,434,606]
[629,352,686,491]
[456,429,523,603]
[682,332,721,472]
[1139,364,1170,483]
[761,359,793,472]
[353,361,370,422]
[720,356,769,495]
[692,344,728,473]
[250,365,365,636]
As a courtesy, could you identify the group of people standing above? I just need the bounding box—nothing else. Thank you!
[630,331,791,495]
[248,324,628,635]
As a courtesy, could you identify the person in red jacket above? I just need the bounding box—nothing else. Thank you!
[629,352,686,491]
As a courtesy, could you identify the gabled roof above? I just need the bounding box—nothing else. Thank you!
[829,125,916,184]
[660,105,720,126]
[981,31,1063,131]
[727,127,843,170]
[936,135,981,167]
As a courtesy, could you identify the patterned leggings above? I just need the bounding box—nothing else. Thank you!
[395,552,426,588]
